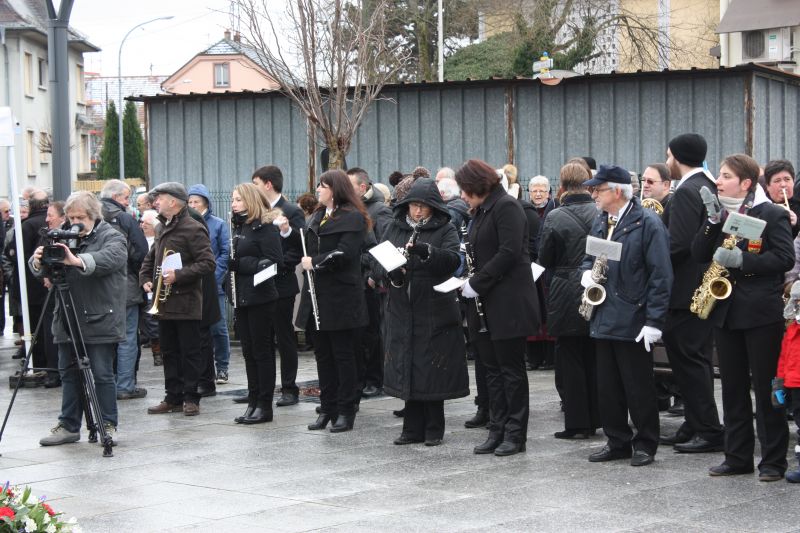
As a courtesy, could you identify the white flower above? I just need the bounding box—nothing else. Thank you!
[42,513,50,524]
[45,524,56,533]
[24,517,37,532]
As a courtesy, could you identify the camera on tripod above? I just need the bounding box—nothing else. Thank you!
[41,224,83,266]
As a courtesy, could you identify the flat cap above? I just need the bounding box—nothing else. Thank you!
[150,182,188,202]
[584,165,631,186]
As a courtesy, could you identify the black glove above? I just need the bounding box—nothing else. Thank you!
[227,257,239,272]
[316,250,344,271]
[388,268,405,287]
[771,378,786,409]
[407,243,430,261]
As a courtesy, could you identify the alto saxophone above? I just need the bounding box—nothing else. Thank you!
[690,233,738,320]
[578,216,617,321]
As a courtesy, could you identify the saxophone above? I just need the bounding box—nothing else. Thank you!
[690,233,738,320]
[578,216,617,321]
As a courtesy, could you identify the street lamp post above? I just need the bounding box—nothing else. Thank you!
[118,16,173,181]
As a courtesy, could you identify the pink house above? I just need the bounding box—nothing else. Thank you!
[161,31,278,94]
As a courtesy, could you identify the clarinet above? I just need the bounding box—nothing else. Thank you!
[463,237,489,333]
[228,212,237,309]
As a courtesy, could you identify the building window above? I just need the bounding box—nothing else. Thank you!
[214,63,230,88]
[79,134,89,172]
[39,132,50,163]
[23,52,33,96]
[38,58,47,88]
[76,64,85,103]
[26,130,36,176]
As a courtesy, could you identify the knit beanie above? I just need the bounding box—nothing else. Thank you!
[668,133,707,168]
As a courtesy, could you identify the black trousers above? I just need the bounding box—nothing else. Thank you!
[159,319,204,404]
[474,351,489,409]
[662,309,723,441]
[271,295,299,396]
[315,328,359,417]
[42,299,59,378]
[237,302,277,407]
[715,322,789,473]
[557,335,599,431]
[402,400,445,440]
[473,334,529,443]
[595,339,659,455]
[28,303,46,369]
[356,288,383,389]
[199,325,216,391]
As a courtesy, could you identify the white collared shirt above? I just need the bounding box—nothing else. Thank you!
[675,167,715,190]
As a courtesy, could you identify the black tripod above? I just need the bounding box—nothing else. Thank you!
[0,264,114,457]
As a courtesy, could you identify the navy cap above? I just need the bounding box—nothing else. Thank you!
[584,165,631,186]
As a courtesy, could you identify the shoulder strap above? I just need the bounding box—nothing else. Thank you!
[560,206,592,234]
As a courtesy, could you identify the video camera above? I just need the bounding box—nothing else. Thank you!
[41,224,83,265]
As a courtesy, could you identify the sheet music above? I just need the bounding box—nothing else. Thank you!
[434,276,468,293]
[253,263,278,286]
[369,241,407,272]
[161,253,183,270]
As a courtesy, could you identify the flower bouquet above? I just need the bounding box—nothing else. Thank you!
[0,482,81,533]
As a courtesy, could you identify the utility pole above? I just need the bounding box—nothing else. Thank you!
[46,0,74,200]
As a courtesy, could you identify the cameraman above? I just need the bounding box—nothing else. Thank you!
[29,191,127,447]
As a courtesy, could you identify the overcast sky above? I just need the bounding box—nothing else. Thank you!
[69,0,286,77]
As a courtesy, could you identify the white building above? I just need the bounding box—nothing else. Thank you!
[0,0,98,196]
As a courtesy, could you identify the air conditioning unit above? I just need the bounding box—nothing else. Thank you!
[741,27,793,63]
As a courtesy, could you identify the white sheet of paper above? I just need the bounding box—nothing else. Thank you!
[0,108,14,147]
[723,212,767,241]
[585,236,623,262]
[531,262,545,282]
[253,263,277,286]
[161,253,183,270]
[434,276,468,293]
[369,240,407,272]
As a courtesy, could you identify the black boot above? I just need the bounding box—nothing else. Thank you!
[473,437,502,454]
[235,406,256,424]
[464,407,489,429]
[242,405,273,424]
[330,414,355,433]
[308,414,333,430]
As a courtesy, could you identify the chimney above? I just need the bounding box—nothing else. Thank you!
[224,29,231,40]
[233,32,241,43]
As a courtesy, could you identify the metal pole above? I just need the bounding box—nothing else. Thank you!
[437,0,444,82]
[46,0,74,200]
[118,16,174,181]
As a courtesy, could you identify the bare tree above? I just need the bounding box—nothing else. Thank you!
[234,0,410,175]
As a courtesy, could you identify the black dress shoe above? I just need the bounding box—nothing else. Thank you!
[674,435,724,454]
[424,438,442,447]
[242,407,273,424]
[233,396,250,404]
[276,393,299,407]
[198,386,216,398]
[464,407,489,429]
[308,414,332,430]
[315,405,322,414]
[393,408,405,418]
[361,385,381,398]
[554,428,595,440]
[235,406,255,424]
[709,463,754,477]
[394,434,423,445]
[473,437,502,454]
[588,445,632,462]
[758,468,783,482]
[330,414,355,433]
[659,430,692,446]
[494,441,526,456]
[43,377,62,388]
[630,450,655,466]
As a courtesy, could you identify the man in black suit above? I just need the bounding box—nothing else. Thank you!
[253,165,305,406]
[660,133,725,453]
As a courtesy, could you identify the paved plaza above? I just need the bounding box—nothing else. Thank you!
[0,337,796,532]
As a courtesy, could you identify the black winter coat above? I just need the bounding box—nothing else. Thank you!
[273,197,304,298]
[538,193,596,337]
[229,211,284,308]
[580,198,673,340]
[303,206,368,331]
[467,186,540,340]
[377,178,469,401]
[691,200,794,330]
[21,208,48,306]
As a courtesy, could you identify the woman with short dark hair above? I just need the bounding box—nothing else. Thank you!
[692,153,793,480]
[456,159,540,456]
[302,170,371,433]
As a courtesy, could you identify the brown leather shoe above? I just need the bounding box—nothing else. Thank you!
[147,401,182,414]
[183,401,200,416]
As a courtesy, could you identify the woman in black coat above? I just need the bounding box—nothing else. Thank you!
[691,154,792,480]
[456,159,540,457]
[228,183,284,424]
[377,178,468,446]
[302,169,370,433]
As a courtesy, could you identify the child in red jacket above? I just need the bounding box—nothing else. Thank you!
[776,281,800,483]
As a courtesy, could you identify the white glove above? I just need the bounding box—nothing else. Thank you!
[635,326,662,352]
[461,280,478,299]
[580,270,594,288]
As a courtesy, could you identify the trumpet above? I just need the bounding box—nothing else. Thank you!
[147,249,176,316]
[578,216,617,321]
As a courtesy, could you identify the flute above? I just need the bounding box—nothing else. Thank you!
[299,228,321,330]
[783,187,791,211]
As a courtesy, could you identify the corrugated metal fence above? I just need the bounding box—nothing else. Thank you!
[138,65,800,208]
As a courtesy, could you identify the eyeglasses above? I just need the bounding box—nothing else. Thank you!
[643,179,662,185]
[592,186,612,194]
